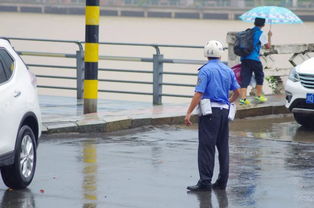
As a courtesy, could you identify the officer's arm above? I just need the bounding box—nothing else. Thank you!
[229,89,240,103]
[185,92,203,126]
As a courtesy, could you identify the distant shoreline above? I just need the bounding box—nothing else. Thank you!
[1,3,314,22]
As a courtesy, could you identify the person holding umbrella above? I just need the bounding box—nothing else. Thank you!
[238,6,303,105]
[239,17,272,105]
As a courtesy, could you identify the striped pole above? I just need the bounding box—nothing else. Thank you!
[84,0,99,114]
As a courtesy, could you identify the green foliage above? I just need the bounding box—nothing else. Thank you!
[266,76,283,94]
[266,76,278,90]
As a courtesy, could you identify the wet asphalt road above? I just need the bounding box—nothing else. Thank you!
[1,115,314,208]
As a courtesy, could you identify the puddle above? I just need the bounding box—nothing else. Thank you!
[230,114,314,143]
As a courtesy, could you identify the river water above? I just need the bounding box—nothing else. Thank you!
[1,12,314,103]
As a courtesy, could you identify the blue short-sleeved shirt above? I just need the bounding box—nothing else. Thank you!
[241,26,263,62]
[195,59,240,105]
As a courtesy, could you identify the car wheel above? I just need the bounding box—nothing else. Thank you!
[1,125,37,189]
[293,113,314,129]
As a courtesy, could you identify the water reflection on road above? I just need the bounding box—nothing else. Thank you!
[188,189,229,208]
[0,116,314,208]
[0,189,35,208]
[82,142,98,208]
[230,114,314,143]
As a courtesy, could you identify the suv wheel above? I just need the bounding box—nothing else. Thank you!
[293,112,314,129]
[1,125,37,189]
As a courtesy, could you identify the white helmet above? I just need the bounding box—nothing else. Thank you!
[204,40,224,58]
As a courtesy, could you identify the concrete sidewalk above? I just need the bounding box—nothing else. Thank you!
[40,94,289,134]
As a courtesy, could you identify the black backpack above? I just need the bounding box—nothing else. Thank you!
[233,28,255,57]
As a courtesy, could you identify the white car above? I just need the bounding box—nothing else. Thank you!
[285,57,314,128]
[0,38,41,189]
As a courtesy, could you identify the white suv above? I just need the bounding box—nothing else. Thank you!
[285,57,314,128]
[0,38,41,189]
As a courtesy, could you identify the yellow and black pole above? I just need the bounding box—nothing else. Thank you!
[84,0,100,114]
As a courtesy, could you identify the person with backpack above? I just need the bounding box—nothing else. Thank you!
[184,40,240,191]
[236,17,272,105]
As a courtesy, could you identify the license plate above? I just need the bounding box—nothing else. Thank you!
[306,93,314,104]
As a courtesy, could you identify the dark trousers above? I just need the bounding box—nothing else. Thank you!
[240,59,264,88]
[198,108,229,186]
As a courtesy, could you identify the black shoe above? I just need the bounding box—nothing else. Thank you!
[187,183,211,192]
[212,182,226,190]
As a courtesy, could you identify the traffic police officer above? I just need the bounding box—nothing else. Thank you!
[185,40,240,191]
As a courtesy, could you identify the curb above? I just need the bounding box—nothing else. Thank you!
[42,104,290,134]
[42,116,198,134]
[236,105,289,119]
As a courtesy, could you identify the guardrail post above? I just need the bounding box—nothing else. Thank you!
[153,54,164,105]
[84,0,100,114]
[76,50,84,99]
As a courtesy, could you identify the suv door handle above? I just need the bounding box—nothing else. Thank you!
[13,90,21,98]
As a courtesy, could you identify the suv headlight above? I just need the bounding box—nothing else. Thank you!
[288,67,300,82]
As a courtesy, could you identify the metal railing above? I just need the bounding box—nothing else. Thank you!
[2,0,313,8]
[6,37,205,104]
[7,36,312,103]
[7,37,85,99]
[97,42,205,104]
